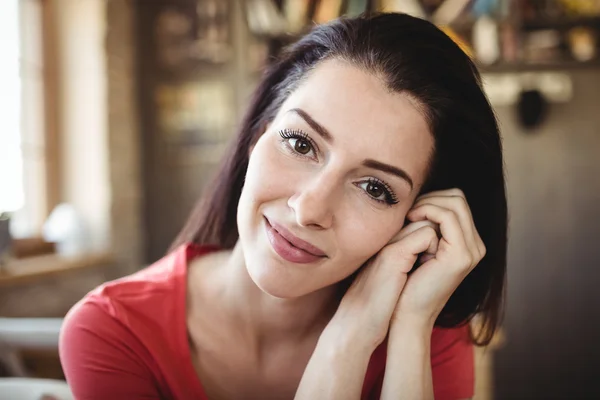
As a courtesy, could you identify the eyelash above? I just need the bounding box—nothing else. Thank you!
[277,128,399,206]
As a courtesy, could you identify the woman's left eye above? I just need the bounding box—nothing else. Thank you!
[279,129,317,158]
[289,138,312,155]
[356,179,399,205]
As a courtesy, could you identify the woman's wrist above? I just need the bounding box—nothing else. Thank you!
[320,318,380,358]
[381,324,434,400]
[295,320,376,399]
[381,313,435,400]
[391,309,436,335]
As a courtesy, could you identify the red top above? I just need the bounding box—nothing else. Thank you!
[59,244,474,400]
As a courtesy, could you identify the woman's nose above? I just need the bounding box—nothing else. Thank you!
[287,174,338,230]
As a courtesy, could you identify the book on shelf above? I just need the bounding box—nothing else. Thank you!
[314,0,344,24]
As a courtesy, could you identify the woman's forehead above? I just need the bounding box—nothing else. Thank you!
[282,60,429,137]
[274,59,434,181]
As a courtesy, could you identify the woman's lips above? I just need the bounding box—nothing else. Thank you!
[264,217,326,264]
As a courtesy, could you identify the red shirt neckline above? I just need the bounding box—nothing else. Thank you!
[173,242,387,399]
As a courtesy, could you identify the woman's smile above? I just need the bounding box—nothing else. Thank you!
[264,216,327,264]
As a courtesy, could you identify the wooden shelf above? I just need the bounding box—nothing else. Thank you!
[0,252,114,287]
[479,59,600,73]
[522,16,600,31]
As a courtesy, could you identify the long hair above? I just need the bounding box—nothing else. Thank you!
[171,13,508,346]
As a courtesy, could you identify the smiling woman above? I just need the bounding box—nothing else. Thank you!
[60,12,507,400]
[235,59,434,300]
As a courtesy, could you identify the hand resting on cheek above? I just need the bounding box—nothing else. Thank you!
[325,188,485,349]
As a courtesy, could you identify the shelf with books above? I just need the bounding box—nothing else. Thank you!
[245,1,600,72]
[244,0,372,40]
[521,15,600,31]
[479,58,600,73]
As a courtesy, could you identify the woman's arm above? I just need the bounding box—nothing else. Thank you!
[295,221,441,400]
[381,323,475,400]
[294,213,444,399]
[381,188,484,399]
[298,322,474,400]
[295,323,375,400]
[380,319,434,400]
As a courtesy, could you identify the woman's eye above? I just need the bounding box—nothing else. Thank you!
[289,138,312,155]
[278,129,317,158]
[365,181,384,198]
[356,179,399,205]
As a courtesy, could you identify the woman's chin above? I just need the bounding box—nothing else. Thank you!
[247,267,304,298]
[245,259,322,299]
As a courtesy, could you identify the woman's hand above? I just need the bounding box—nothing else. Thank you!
[298,220,439,400]
[327,219,440,350]
[392,188,487,330]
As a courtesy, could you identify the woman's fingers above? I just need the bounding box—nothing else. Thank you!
[407,203,466,247]
[353,222,440,295]
[336,224,440,346]
[380,224,440,274]
[354,223,440,303]
[391,220,439,243]
[407,204,480,274]
[412,198,478,255]
[414,188,465,202]
[415,195,474,234]
[411,190,486,261]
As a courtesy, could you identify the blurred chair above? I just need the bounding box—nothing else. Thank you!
[0,318,73,400]
[0,378,72,400]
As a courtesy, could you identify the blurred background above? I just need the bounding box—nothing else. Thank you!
[0,0,599,399]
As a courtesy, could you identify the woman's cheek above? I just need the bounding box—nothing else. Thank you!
[335,213,378,261]
[249,141,301,201]
[341,207,400,257]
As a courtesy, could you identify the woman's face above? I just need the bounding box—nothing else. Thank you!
[237,59,434,298]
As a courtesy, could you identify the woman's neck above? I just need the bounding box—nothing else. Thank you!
[197,240,340,352]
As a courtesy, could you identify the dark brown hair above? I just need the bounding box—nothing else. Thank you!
[172,12,507,346]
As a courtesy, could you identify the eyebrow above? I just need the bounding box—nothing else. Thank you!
[289,108,334,143]
[287,107,414,190]
[362,159,414,190]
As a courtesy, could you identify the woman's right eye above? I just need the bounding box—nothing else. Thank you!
[279,129,317,158]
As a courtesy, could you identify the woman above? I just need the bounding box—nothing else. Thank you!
[60,12,507,400]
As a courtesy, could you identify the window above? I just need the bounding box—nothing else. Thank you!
[0,0,50,238]
[0,0,23,215]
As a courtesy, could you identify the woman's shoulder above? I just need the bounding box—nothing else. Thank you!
[66,243,217,330]
[59,243,220,397]
[88,245,188,306]
[92,243,219,303]
[58,245,188,400]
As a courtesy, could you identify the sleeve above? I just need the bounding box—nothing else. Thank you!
[59,299,163,400]
[431,325,475,400]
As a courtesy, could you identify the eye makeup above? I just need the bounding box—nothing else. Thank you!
[277,128,400,206]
